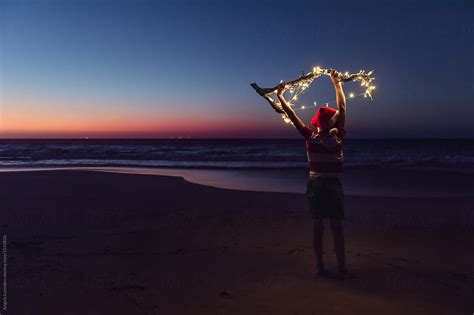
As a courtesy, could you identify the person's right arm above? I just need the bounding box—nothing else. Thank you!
[277,82,311,138]
[330,70,346,129]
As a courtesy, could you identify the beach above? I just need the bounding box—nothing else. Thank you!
[1,169,473,314]
[2,0,473,313]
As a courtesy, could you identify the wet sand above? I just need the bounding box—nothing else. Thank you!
[2,166,473,197]
[1,170,473,314]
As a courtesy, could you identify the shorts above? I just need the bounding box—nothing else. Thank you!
[306,177,344,220]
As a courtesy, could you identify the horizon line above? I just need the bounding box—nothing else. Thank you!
[0,137,473,141]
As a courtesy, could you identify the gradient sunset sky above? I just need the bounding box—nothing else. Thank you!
[1,0,473,138]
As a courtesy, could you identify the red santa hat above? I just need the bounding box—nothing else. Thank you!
[310,107,337,130]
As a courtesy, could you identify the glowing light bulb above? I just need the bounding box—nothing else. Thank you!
[349,93,354,98]
[301,105,305,109]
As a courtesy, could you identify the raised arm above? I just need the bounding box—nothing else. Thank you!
[276,82,307,136]
[330,70,346,129]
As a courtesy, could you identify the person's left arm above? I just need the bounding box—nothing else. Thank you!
[329,70,346,130]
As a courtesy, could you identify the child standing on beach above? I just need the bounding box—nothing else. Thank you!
[259,70,347,278]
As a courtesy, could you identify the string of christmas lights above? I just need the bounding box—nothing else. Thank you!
[251,66,376,124]
[280,92,366,124]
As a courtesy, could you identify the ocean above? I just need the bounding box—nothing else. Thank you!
[1,139,473,197]
[0,139,472,171]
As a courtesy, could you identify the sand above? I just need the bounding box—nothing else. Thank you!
[1,170,473,314]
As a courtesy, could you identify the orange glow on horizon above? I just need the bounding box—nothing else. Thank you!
[0,96,281,138]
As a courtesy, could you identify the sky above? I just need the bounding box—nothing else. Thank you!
[0,0,473,138]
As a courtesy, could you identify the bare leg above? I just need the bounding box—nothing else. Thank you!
[330,219,346,273]
[313,219,325,273]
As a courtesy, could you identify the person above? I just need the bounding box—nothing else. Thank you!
[258,70,348,278]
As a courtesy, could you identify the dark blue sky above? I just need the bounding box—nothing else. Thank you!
[1,0,473,138]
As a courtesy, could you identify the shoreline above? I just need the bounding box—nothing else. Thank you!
[1,166,473,198]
